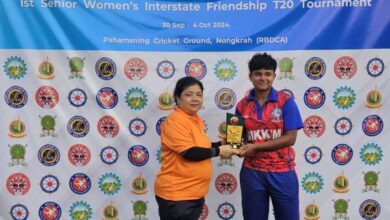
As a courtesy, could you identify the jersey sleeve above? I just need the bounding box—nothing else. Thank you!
[283,98,304,132]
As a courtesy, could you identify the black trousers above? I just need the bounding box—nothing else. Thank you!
[155,195,205,220]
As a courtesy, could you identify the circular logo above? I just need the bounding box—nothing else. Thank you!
[124,58,147,80]
[158,92,174,110]
[156,117,166,136]
[39,202,61,220]
[5,86,28,108]
[215,173,237,195]
[68,56,85,79]
[362,115,383,136]
[68,88,87,107]
[129,118,147,137]
[359,199,381,220]
[132,200,148,216]
[214,59,237,81]
[334,199,348,215]
[280,88,295,99]
[199,204,209,220]
[304,87,326,109]
[128,145,149,166]
[333,174,349,193]
[157,60,175,79]
[96,87,118,109]
[301,172,324,194]
[97,115,120,138]
[131,175,148,195]
[333,86,356,109]
[69,201,92,220]
[332,144,353,165]
[98,173,122,195]
[7,173,30,196]
[9,119,26,138]
[366,89,382,108]
[3,56,27,79]
[68,144,91,167]
[103,204,119,220]
[305,57,326,80]
[215,88,236,110]
[10,204,29,220]
[360,143,383,166]
[38,144,60,166]
[334,56,357,79]
[335,117,352,136]
[303,115,326,138]
[67,116,89,138]
[95,57,116,80]
[35,86,59,109]
[38,58,55,80]
[366,58,384,77]
[304,146,322,164]
[185,58,207,80]
[305,203,319,219]
[218,122,227,136]
[100,146,119,165]
[217,202,235,220]
[69,173,91,194]
[125,87,148,110]
[40,174,60,193]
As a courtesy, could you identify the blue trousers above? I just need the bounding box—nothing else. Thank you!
[240,167,299,220]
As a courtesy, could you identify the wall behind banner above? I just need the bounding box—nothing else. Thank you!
[1,1,389,220]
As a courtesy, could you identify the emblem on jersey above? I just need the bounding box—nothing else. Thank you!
[271,107,282,120]
[155,117,166,136]
[363,171,380,193]
[8,117,26,138]
[35,86,59,109]
[301,172,324,194]
[334,56,357,79]
[199,204,209,220]
[359,199,381,220]
[7,173,30,195]
[156,60,175,79]
[101,146,119,165]
[128,145,149,166]
[158,91,174,110]
[156,146,162,164]
[3,56,27,79]
[68,144,91,167]
[305,57,326,80]
[215,88,236,110]
[304,202,319,220]
[9,144,27,166]
[360,143,382,166]
[217,202,235,220]
[332,144,353,165]
[129,118,147,137]
[185,58,207,80]
[333,199,349,220]
[103,204,119,220]
[67,116,89,138]
[214,59,237,81]
[5,86,28,108]
[303,115,326,138]
[304,146,322,165]
[333,173,349,193]
[131,200,148,220]
[131,174,148,195]
[68,88,87,107]
[38,57,55,79]
[40,115,58,137]
[280,88,295,99]
[125,87,148,110]
[96,87,118,109]
[39,202,61,220]
[366,58,384,77]
[334,117,352,136]
[96,57,116,80]
[69,201,92,220]
[125,58,148,80]
[362,115,383,136]
[278,57,294,79]
[38,144,60,166]
[40,174,60,194]
[99,173,122,195]
[97,115,120,138]
[304,87,325,109]
[69,173,91,194]
[215,173,238,195]
[333,86,356,109]
[68,56,85,79]
[10,204,29,220]
[366,87,382,108]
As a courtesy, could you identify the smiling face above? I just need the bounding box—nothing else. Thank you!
[176,84,203,115]
[249,68,276,92]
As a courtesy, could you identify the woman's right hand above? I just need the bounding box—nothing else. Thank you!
[219,145,240,159]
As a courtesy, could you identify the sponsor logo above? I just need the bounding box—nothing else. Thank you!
[334,117,352,136]
[304,146,322,165]
[69,201,92,220]
[4,86,28,108]
[155,117,166,136]
[366,58,384,77]
[359,199,381,220]
[366,87,382,108]
[156,60,175,79]
[362,171,380,193]
[38,57,55,80]
[8,117,26,138]
[334,56,357,79]
[124,58,148,80]
[100,146,119,165]
[9,144,27,167]
[303,115,326,138]
[217,202,235,220]
[40,115,58,137]
[333,173,349,193]
[129,118,147,137]
[68,144,91,167]
[68,88,87,107]
[38,144,60,166]
[68,56,85,79]
[278,57,294,79]
[131,200,148,220]
[69,173,91,194]
[103,204,119,220]
[304,87,325,109]
[3,56,27,79]
[215,88,236,110]
[304,202,319,220]
[10,204,29,220]
[185,59,207,80]
[95,57,116,80]
[158,91,174,110]
[214,59,237,81]
[128,145,149,166]
[333,86,356,109]
[40,174,60,194]
[96,87,118,109]
[98,173,122,195]
[67,116,89,138]
[360,143,383,166]
[215,173,237,195]
[39,202,61,220]
[35,86,59,109]
[97,115,120,138]
[280,88,294,99]
[199,204,209,220]
[125,87,148,110]
[362,115,383,136]
[333,199,349,220]
[301,172,324,194]
[305,57,326,80]
[131,174,148,195]
[7,173,30,195]
[332,144,353,165]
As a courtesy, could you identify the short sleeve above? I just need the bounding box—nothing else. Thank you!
[161,118,194,153]
[283,98,304,132]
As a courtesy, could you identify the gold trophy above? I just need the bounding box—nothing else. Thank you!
[226,113,244,149]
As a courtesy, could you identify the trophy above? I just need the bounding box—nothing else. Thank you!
[226,113,244,149]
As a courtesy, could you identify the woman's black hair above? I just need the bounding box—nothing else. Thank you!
[248,52,277,72]
[173,76,204,104]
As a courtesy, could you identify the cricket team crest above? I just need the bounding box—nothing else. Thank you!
[215,88,236,110]
[40,174,60,194]
[304,87,326,109]
[333,199,349,220]
[103,204,119,220]
[278,57,294,79]
[214,59,237,81]
[35,86,59,109]
[125,87,148,110]
[69,173,91,194]
[334,56,357,79]
[304,146,322,165]
[100,146,119,165]
[362,115,383,136]
[332,86,356,109]
[158,91,174,110]
[217,202,235,220]
[131,174,148,195]
[40,115,58,137]
[10,204,29,220]
[8,117,26,138]
[7,173,30,196]
[68,88,87,107]
[68,144,91,167]
[362,171,380,193]
[96,87,118,109]
[131,200,148,220]
[98,173,122,195]
[305,57,326,80]
[366,58,384,77]
[9,144,27,166]
[304,202,320,220]
[129,118,147,137]
[39,202,61,220]
[215,173,238,195]
[38,57,55,79]
[97,115,120,138]
[185,58,207,80]
[199,204,209,220]
[95,57,116,80]
[155,117,166,136]
[67,116,89,138]
[303,115,326,138]
[301,172,324,194]
[3,56,27,79]
[333,173,349,193]
[366,87,382,108]
[332,144,353,165]
[68,56,85,79]
[125,58,148,80]
[38,144,60,166]
[128,145,149,166]
[5,86,28,108]
[359,199,381,220]
[360,143,383,166]
[334,117,352,136]
[69,201,92,220]
[157,60,175,79]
